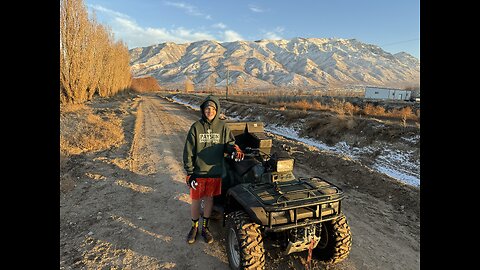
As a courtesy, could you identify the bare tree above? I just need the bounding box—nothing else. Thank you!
[185,77,194,92]
[60,0,92,103]
[60,0,132,104]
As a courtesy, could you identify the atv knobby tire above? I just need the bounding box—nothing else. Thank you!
[315,214,352,264]
[226,211,265,270]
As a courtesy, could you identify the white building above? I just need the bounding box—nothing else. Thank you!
[365,86,412,101]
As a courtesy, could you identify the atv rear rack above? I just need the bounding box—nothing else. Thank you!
[249,177,344,232]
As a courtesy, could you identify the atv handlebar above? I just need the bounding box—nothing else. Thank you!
[245,147,270,157]
[227,147,271,161]
[243,147,260,157]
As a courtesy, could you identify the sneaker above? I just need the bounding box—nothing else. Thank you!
[187,226,198,244]
[202,226,214,244]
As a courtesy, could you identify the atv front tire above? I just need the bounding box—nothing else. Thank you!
[226,211,265,270]
[315,214,352,264]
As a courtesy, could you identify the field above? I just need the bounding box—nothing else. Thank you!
[60,91,419,269]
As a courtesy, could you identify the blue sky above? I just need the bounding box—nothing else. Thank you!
[85,0,420,59]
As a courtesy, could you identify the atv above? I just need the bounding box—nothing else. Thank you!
[213,121,352,270]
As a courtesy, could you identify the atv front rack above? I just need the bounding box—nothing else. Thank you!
[248,177,344,232]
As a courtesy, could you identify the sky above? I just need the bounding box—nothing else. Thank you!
[84,0,420,59]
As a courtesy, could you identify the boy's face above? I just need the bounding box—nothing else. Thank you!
[203,105,216,121]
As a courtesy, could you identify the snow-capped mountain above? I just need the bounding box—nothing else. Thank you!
[129,37,419,89]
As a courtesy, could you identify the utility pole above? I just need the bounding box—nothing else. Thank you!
[225,65,229,100]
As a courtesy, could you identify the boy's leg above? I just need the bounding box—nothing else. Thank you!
[203,196,213,218]
[201,196,214,243]
[196,177,220,244]
[191,199,201,220]
[187,199,201,244]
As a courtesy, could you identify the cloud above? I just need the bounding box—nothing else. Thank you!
[87,4,130,19]
[87,5,250,47]
[248,4,264,13]
[164,1,212,20]
[212,23,227,29]
[88,5,215,48]
[262,27,285,40]
[223,30,244,42]
[264,32,282,40]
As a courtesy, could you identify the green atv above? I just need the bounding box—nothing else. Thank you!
[213,121,352,270]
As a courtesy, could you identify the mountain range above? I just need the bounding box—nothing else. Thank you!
[129,37,419,90]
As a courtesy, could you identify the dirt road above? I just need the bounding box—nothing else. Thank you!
[60,94,419,269]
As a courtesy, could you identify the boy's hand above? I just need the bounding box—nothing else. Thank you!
[186,175,198,189]
[233,145,244,162]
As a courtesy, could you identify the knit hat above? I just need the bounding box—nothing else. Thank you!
[203,100,217,110]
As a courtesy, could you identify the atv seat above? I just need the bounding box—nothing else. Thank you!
[226,121,272,155]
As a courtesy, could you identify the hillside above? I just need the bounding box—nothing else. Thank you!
[129,38,420,90]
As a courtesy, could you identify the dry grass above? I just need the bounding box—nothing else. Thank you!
[283,110,310,123]
[303,115,357,145]
[293,100,311,111]
[226,93,420,123]
[330,98,361,116]
[362,103,386,116]
[60,104,125,156]
[59,102,126,193]
[390,107,415,120]
[306,116,357,133]
[229,95,269,105]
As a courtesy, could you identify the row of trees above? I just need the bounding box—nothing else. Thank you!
[60,0,132,104]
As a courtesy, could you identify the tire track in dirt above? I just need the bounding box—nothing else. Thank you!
[129,95,231,269]
[129,98,144,173]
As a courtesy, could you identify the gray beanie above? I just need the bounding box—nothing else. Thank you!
[204,100,217,109]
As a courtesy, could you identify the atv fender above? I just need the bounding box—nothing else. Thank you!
[226,185,268,225]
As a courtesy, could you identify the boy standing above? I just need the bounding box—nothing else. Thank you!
[183,95,243,244]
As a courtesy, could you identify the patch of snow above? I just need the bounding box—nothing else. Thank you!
[401,135,420,144]
[170,96,200,111]
[265,124,419,187]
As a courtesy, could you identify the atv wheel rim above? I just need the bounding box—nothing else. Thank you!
[228,228,240,267]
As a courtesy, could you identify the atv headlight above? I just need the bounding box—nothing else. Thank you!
[276,158,294,173]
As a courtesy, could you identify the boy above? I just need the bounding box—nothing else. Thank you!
[183,95,243,244]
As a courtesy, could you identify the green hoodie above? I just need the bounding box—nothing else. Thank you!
[183,96,236,177]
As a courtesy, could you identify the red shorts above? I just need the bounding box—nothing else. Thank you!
[190,177,222,200]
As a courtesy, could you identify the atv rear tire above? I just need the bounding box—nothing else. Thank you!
[226,210,265,270]
[315,214,352,264]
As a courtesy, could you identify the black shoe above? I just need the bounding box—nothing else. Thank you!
[187,226,198,244]
[202,226,213,244]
